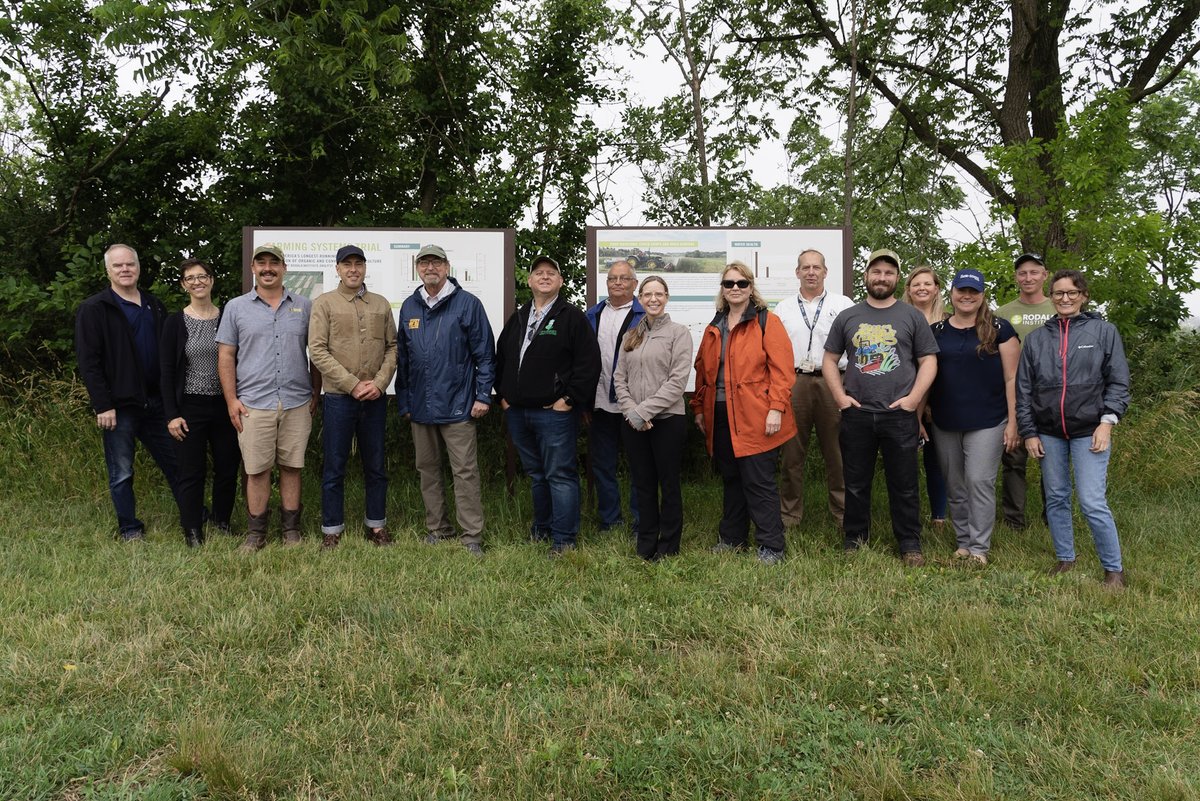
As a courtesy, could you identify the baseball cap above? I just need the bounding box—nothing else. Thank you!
[336,245,366,263]
[251,245,285,261]
[1014,252,1045,269]
[530,255,561,273]
[415,244,447,261]
[867,248,900,269]
[951,268,985,291]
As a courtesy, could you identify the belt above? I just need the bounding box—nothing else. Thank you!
[795,368,821,375]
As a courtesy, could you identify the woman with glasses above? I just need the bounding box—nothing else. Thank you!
[159,259,241,547]
[902,265,949,530]
[691,262,796,564]
[613,276,691,560]
[1016,269,1131,588]
[924,269,1021,565]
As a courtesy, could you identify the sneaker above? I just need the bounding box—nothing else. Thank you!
[901,551,926,567]
[119,528,146,542]
[711,541,741,554]
[1102,570,1126,590]
[464,542,484,558]
[321,533,341,550]
[548,543,576,558]
[365,526,393,546]
[1048,560,1076,576]
[756,547,784,565]
[953,548,970,559]
[968,553,988,566]
[529,530,552,544]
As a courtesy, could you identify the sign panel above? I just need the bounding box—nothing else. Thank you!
[586,227,852,389]
[243,227,515,340]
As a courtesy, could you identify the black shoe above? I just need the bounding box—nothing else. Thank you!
[548,543,576,558]
[757,547,785,565]
[119,529,145,542]
[184,528,205,548]
[211,521,235,537]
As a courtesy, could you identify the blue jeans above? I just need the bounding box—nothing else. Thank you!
[506,406,581,547]
[1039,434,1123,572]
[102,397,181,536]
[589,409,638,529]
[321,393,387,535]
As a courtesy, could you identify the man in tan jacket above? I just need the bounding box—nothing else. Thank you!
[308,245,398,548]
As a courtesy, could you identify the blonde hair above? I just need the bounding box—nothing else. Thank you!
[902,265,945,323]
[623,276,669,352]
[715,262,768,312]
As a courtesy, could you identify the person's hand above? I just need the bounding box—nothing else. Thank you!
[470,401,490,419]
[499,398,509,411]
[694,413,705,431]
[228,399,249,433]
[309,393,320,416]
[351,380,381,401]
[544,398,572,412]
[1003,421,1021,452]
[918,422,929,444]
[168,416,189,441]
[889,394,919,412]
[96,409,117,431]
[1090,422,1112,453]
[1025,436,1044,458]
[765,409,783,436]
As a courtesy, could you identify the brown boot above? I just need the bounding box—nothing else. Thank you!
[1048,560,1076,576]
[281,507,303,547]
[1102,570,1126,590]
[321,533,341,550]
[239,510,270,553]
[365,525,393,546]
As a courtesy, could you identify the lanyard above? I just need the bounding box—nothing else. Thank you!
[797,292,826,359]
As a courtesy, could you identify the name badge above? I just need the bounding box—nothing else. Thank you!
[798,358,816,373]
[408,319,420,329]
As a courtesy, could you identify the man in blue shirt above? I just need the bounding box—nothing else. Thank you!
[76,244,181,541]
[218,245,321,550]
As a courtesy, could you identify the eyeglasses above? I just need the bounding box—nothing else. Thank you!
[182,274,211,285]
[1051,289,1083,300]
[721,279,751,289]
[607,275,635,283]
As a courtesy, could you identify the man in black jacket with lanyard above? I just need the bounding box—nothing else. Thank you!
[76,244,181,541]
[495,256,601,556]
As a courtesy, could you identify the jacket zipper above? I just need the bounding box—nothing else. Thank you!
[1057,317,1070,439]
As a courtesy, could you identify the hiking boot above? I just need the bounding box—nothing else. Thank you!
[239,510,270,553]
[321,533,341,550]
[183,528,205,548]
[1102,570,1126,590]
[901,551,926,567]
[1048,560,1075,576]
[756,547,785,565]
[365,526,393,546]
[281,507,302,548]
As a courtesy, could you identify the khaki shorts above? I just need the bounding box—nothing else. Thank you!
[238,403,313,474]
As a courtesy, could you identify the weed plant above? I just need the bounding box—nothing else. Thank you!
[1,374,1198,800]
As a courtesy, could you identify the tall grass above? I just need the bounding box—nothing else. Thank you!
[2,373,1198,800]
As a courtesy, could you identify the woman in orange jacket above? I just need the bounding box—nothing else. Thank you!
[691,262,797,563]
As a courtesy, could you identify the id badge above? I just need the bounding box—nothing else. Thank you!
[798,358,816,373]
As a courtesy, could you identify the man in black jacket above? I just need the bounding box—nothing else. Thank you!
[76,244,180,540]
[495,256,601,555]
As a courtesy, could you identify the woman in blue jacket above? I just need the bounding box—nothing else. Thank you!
[1016,269,1131,588]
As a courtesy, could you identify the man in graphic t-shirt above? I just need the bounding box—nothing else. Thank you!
[823,249,939,564]
[995,252,1055,529]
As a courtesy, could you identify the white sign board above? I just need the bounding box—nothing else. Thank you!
[244,227,515,340]
[586,227,851,389]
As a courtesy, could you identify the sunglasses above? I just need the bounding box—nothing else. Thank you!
[721,279,751,289]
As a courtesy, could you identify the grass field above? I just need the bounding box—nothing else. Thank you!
[2,377,1199,800]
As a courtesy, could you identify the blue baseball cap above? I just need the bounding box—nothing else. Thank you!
[951,268,985,291]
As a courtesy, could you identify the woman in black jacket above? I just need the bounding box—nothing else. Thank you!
[159,259,241,547]
[1016,269,1131,588]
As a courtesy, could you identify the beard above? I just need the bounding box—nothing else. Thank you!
[867,280,896,300]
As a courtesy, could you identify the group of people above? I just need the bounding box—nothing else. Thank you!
[76,242,1131,586]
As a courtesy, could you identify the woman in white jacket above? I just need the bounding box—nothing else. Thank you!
[614,276,693,560]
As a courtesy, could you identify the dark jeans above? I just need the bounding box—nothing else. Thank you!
[712,402,785,552]
[321,393,388,535]
[102,396,181,535]
[506,406,582,547]
[922,434,947,520]
[590,409,638,529]
[840,406,922,553]
[174,393,240,530]
[621,414,686,559]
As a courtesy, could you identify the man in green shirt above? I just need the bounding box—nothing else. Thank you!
[995,252,1055,528]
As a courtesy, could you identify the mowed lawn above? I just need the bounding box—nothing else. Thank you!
[2,381,1199,800]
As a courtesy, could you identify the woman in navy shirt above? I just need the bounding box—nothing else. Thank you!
[924,269,1021,564]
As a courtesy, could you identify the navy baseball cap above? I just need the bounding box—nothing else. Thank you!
[951,268,985,291]
[336,245,366,263]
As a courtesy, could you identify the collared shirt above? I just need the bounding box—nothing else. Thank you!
[111,288,160,390]
[308,282,398,395]
[420,280,457,309]
[774,289,855,370]
[216,287,313,410]
[593,298,634,412]
[519,295,558,367]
